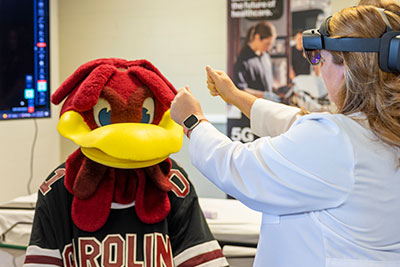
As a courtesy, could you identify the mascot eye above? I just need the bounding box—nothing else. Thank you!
[141,97,155,124]
[93,98,112,127]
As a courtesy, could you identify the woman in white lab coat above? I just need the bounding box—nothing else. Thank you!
[170,1,400,266]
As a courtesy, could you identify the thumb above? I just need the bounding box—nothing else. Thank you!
[185,85,192,93]
[206,65,218,80]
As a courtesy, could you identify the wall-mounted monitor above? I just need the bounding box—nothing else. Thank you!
[0,0,50,120]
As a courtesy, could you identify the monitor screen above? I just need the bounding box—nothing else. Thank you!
[0,0,50,120]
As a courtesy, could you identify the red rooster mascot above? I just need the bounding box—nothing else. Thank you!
[24,58,228,267]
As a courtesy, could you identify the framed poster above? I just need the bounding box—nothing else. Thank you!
[227,0,332,142]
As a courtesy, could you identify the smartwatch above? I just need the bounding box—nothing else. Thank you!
[182,114,208,137]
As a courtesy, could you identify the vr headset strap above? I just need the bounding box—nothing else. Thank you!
[323,36,381,52]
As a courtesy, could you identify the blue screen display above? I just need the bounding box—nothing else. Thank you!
[0,0,50,120]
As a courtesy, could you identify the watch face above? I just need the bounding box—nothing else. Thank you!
[183,114,199,129]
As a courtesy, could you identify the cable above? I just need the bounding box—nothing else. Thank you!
[27,119,38,195]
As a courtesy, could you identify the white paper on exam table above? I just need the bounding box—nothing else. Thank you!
[0,193,36,247]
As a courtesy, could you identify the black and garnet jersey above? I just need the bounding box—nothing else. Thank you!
[24,158,228,267]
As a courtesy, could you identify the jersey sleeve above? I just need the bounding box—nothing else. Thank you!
[24,164,69,267]
[167,159,229,267]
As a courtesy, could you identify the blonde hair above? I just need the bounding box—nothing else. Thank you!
[329,0,400,149]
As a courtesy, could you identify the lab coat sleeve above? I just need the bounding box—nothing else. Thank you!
[250,98,302,137]
[189,114,355,215]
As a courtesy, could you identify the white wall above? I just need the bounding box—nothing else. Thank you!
[58,0,228,114]
[332,0,358,13]
[0,0,358,202]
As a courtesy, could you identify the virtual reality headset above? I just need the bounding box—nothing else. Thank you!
[302,8,400,73]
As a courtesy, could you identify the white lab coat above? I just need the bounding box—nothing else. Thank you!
[189,99,400,267]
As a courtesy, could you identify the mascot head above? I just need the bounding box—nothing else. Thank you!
[52,58,183,168]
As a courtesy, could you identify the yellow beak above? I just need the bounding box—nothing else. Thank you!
[57,109,183,168]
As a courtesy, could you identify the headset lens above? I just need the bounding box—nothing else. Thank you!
[305,49,321,65]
